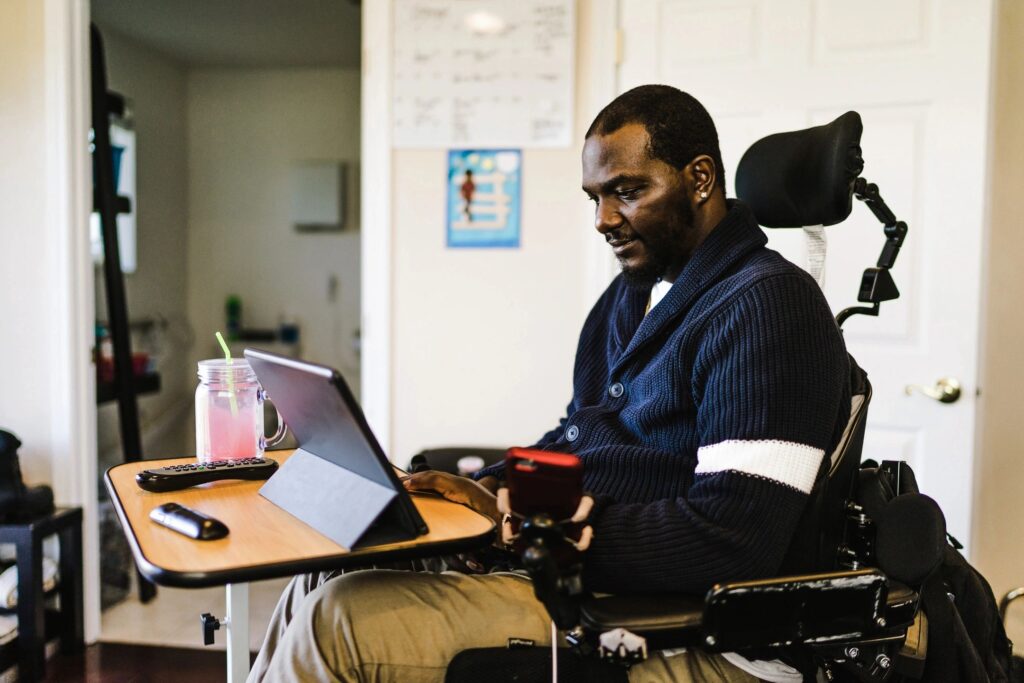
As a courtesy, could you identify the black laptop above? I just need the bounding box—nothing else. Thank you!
[244,348,428,549]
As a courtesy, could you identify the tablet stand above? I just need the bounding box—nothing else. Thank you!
[259,448,416,549]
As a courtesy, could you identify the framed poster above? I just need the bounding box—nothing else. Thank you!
[447,149,521,248]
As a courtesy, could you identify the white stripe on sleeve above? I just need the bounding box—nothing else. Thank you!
[694,440,824,494]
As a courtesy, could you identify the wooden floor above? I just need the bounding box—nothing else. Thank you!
[41,642,250,682]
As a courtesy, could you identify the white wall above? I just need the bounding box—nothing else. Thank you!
[0,0,56,488]
[186,68,362,394]
[390,149,584,461]
[384,2,615,465]
[93,28,193,461]
[974,0,1024,648]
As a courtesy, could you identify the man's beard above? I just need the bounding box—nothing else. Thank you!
[619,254,666,284]
[619,200,694,284]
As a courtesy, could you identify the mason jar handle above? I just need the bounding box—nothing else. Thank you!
[261,390,288,448]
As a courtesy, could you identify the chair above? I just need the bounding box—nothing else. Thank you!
[407,447,506,476]
[446,112,938,682]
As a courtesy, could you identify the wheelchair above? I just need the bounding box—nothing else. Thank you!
[444,112,951,683]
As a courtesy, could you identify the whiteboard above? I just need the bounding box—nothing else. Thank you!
[392,0,575,148]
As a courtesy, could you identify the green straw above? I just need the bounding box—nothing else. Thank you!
[215,331,238,417]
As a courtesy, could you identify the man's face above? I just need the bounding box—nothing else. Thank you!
[582,123,696,283]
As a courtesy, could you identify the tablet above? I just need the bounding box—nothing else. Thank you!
[244,348,427,548]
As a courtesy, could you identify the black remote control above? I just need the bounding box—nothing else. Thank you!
[135,457,279,493]
[149,502,229,541]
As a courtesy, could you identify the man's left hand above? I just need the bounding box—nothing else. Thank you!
[403,471,501,525]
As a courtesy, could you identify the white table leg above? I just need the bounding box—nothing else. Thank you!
[226,582,251,683]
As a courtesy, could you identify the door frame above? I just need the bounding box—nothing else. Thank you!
[581,0,623,306]
[43,0,100,642]
[360,1,395,453]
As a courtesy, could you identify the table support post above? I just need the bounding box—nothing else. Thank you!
[226,582,250,683]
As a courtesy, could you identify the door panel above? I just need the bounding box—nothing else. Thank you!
[616,0,994,550]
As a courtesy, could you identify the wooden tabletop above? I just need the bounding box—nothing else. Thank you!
[105,451,495,587]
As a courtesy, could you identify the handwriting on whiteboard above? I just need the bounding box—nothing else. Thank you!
[393,0,575,148]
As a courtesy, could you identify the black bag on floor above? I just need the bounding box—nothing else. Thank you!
[918,545,1015,682]
[860,460,1015,682]
[0,429,55,522]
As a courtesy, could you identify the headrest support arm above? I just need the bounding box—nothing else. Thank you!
[734,111,911,329]
[835,177,909,328]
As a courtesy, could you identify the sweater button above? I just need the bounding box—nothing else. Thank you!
[608,382,624,398]
[566,425,579,442]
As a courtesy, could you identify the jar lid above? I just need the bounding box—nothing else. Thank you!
[198,359,257,383]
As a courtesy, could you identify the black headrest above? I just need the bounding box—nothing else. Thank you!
[735,111,864,228]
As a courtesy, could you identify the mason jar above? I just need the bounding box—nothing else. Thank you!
[195,359,286,462]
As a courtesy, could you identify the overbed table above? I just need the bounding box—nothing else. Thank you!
[105,450,495,682]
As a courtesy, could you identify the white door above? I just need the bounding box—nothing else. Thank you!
[613,0,995,551]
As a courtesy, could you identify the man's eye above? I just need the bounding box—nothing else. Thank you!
[617,188,640,200]
[586,195,598,204]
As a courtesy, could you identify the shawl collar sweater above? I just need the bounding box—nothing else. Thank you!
[480,200,850,594]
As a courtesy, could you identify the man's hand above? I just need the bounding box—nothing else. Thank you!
[477,475,500,494]
[403,471,501,524]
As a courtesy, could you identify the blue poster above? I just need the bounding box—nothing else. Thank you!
[447,149,521,248]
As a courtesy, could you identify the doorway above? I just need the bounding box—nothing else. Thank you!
[89,0,362,648]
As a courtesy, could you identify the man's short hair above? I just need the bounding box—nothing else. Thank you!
[586,85,726,194]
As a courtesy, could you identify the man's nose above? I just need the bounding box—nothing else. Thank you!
[594,200,623,234]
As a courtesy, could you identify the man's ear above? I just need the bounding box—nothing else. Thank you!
[687,155,717,202]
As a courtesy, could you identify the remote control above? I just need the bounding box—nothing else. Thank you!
[135,457,279,493]
[149,502,229,541]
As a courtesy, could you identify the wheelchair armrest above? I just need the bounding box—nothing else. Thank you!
[579,594,705,651]
[703,568,889,651]
[578,568,917,654]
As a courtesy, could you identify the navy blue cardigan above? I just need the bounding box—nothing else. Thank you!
[478,201,851,594]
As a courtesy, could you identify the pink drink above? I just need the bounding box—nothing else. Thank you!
[202,399,260,460]
[195,359,266,463]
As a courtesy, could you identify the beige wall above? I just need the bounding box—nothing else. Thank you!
[93,28,193,461]
[974,0,1024,648]
[0,0,54,487]
[186,68,362,393]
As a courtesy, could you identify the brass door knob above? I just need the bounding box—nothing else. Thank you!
[904,377,961,404]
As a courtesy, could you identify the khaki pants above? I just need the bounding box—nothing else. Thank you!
[249,569,759,683]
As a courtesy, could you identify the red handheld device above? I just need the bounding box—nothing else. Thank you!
[504,447,583,522]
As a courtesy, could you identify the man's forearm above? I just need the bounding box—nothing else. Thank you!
[582,473,810,595]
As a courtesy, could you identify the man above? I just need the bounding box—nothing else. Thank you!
[249,85,850,682]
[461,168,475,221]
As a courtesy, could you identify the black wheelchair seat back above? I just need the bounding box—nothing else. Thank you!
[777,355,871,577]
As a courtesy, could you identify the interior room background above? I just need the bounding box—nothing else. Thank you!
[0,0,1022,656]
